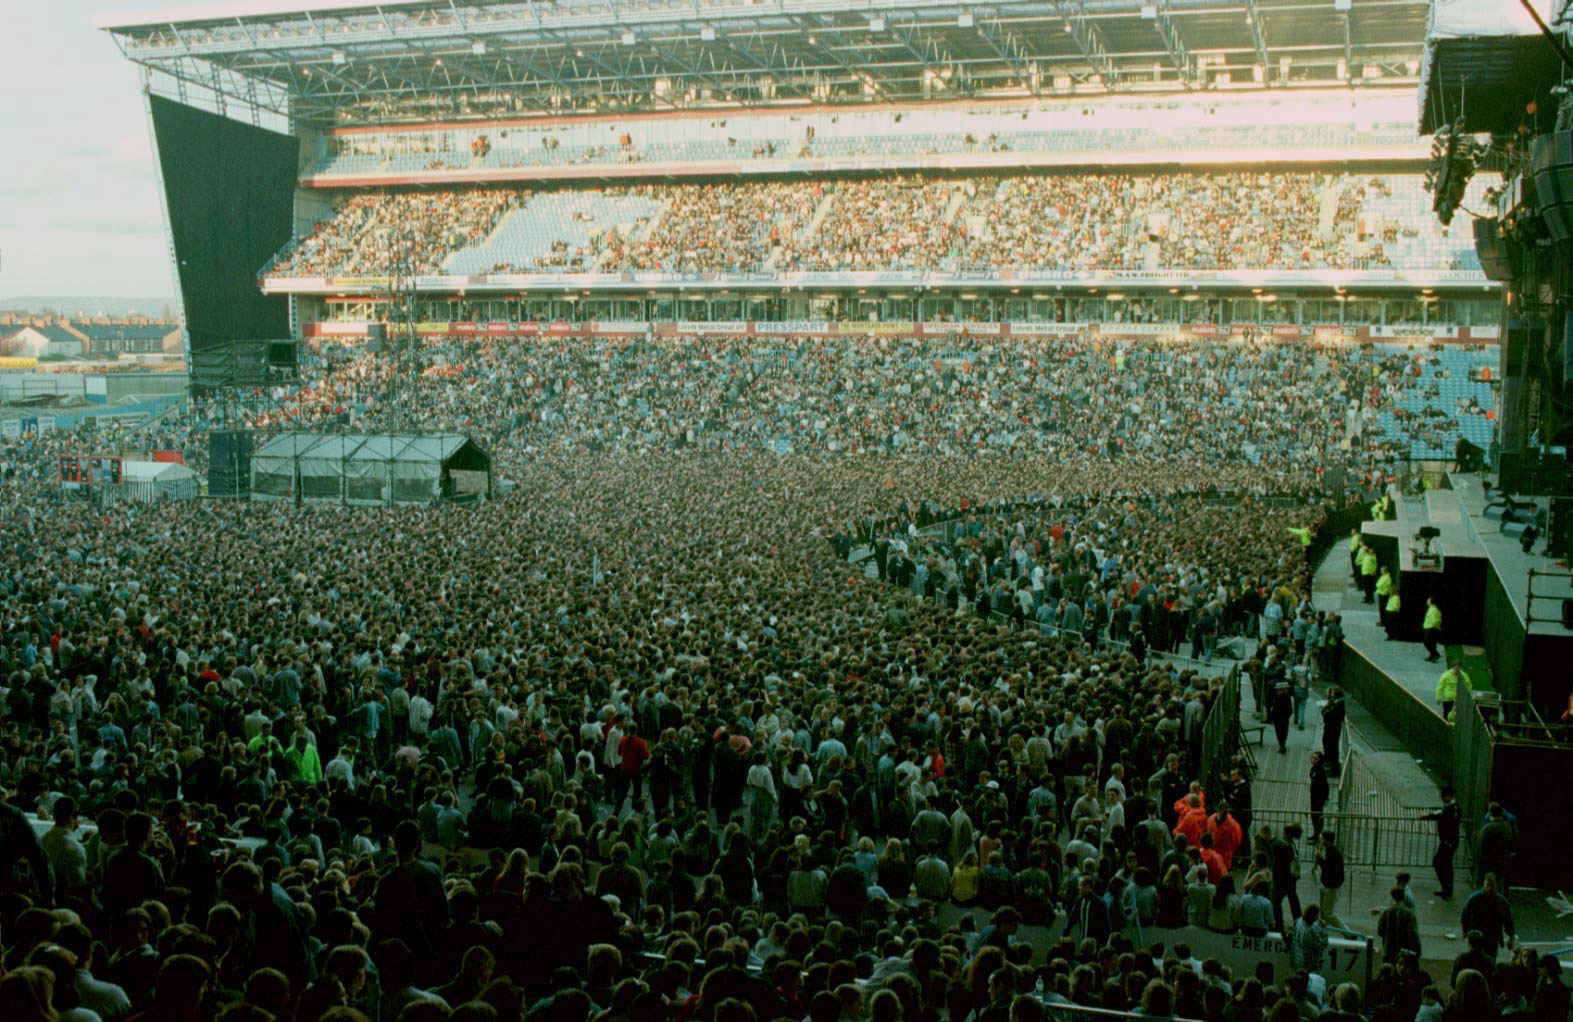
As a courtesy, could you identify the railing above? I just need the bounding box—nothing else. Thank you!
[1200,665,1244,796]
[263,266,1495,294]
[1335,741,1423,819]
[1249,807,1463,873]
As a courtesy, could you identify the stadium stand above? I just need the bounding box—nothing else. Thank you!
[306,120,1423,177]
[443,190,663,274]
[265,172,1495,279]
[273,190,520,276]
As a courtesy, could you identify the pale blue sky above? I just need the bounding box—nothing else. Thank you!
[1,2,174,302]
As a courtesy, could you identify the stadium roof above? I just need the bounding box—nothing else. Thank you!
[102,0,1432,127]
[1418,0,1567,135]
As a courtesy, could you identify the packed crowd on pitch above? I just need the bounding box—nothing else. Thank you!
[0,327,1547,1022]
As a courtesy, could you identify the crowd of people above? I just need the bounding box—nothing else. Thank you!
[185,333,1472,480]
[0,324,1540,1022]
[273,192,520,278]
[263,172,1446,280]
[956,174,1361,273]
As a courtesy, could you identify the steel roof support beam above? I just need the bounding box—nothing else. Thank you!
[1149,0,1193,88]
[883,18,955,97]
[492,43,571,98]
[552,39,670,107]
[138,56,294,119]
[708,31,819,104]
[1343,12,1353,79]
[1242,0,1272,81]
[639,39,754,105]
[793,17,897,102]
[1050,0,1118,90]
[886,18,943,72]
[974,12,1038,95]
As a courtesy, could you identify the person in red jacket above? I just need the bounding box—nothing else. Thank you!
[1206,806,1244,872]
[1174,793,1209,848]
[612,723,650,815]
[1199,832,1229,886]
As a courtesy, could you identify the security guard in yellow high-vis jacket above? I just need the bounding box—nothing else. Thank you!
[1375,568,1393,629]
[1358,546,1379,603]
[1436,660,1468,719]
[1422,597,1443,662]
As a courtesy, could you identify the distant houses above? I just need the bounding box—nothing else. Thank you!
[0,318,180,359]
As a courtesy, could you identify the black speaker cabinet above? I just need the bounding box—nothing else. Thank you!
[208,429,254,498]
[1532,130,1573,244]
[1473,217,1519,282]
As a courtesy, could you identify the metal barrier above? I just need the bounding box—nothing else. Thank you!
[1199,665,1243,795]
[1336,743,1414,818]
[1249,807,1462,873]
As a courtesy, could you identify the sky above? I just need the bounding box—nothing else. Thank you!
[0,1,176,303]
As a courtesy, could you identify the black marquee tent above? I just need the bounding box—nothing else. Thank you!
[250,432,492,506]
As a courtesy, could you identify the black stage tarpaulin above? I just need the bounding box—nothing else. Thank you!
[149,95,295,353]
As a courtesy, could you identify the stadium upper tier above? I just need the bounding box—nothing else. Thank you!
[307,119,1423,182]
[265,171,1491,283]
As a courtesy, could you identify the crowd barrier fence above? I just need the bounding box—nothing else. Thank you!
[1247,807,1457,874]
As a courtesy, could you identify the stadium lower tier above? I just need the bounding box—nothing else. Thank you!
[263,170,1493,282]
[263,332,1497,466]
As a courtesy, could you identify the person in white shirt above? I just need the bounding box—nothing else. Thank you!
[325,742,358,791]
[494,700,519,731]
[409,691,434,739]
[1105,763,1128,801]
[1101,787,1127,845]
[602,713,624,775]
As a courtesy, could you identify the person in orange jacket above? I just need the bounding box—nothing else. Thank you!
[1174,794,1209,848]
[1172,782,1207,820]
[1206,806,1244,872]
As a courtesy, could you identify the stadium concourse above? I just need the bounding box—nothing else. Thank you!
[0,326,1543,1022]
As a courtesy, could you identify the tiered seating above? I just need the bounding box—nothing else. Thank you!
[443,190,662,273]
[1360,344,1496,459]
[1337,174,1494,270]
[307,120,1424,176]
[267,171,1498,278]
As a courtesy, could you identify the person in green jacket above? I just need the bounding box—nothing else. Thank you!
[283,731,323,784]
[1422,597,1443,662]
[1383,589,1402,640]
[246,720,285,760]
[1358,546,1379,603]
[1375,568,1394,629]
[1436,660,1469,719]
[1348,529,1362,580]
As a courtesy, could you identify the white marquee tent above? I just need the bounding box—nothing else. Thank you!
[250,432,492,506]
[119,459,198,502]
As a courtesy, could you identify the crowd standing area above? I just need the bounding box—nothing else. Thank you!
[268,173,1464,278]
[0,332,1554,1022]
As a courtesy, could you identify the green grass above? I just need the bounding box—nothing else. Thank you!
[1445,644,1494,693]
